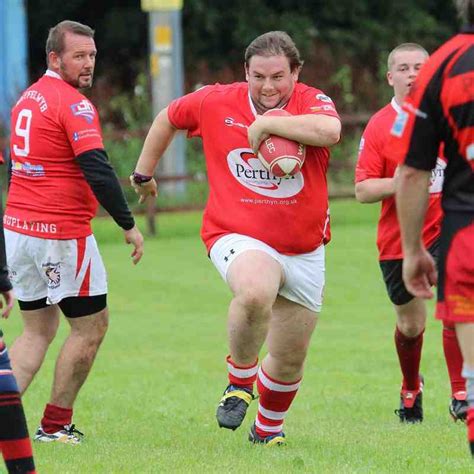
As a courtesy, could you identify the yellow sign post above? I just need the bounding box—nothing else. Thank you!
[141,0,186,208]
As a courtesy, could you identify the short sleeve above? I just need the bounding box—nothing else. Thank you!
[59,97,104,156]
[355,119,385,182]
[168,85,216,138]
[299,89,340,119]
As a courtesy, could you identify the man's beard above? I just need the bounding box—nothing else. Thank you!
[60,64,93,89]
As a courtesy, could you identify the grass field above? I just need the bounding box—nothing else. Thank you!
[1,199,472,473]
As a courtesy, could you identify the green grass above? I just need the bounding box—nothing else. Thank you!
[1,200,471,473]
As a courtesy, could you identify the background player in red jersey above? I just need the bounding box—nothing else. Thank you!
[131,31,340,445]
[355,43,466,423]
[5,20,144,444]
[394,0,474,455]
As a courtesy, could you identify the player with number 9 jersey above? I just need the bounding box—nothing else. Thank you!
[6,71,103,239]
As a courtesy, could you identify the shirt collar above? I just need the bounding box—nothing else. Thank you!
[390,97,402,114]
[248,89,258,118]
[45,69,63,80]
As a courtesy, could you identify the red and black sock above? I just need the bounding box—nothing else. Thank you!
[0,342,36,473]
[395,326,424,391]
[442,323,466,395]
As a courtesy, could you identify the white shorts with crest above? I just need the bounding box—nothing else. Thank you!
[5,230,107,304]
[210,233,325,313]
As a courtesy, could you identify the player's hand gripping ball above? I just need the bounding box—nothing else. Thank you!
[257,109,306,177]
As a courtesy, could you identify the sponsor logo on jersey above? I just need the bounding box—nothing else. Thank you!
[11,160,45,177]
[310,105,336,113]
[224,117,248,129]
[227,147,304,198]
[391,110,408,137]
[358,137,365,154]
[429,157,446,194]
[316,93,333,103]
[3,215,57,234]
[43,262,61,289]
[16,89,48,112]
[70,100,95,123]
[72,129,101,142]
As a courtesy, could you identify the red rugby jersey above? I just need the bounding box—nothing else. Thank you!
[6,71,104,239]
[355,98,444,260]
[168,82,340,254]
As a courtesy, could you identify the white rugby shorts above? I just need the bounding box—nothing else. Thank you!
[210,233,325,312]
[5,230,107,304]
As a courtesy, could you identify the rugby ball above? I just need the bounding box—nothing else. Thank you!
[257,109,306,177]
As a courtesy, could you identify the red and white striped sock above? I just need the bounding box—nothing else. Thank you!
[255,366,301,437]
[226,355,258,392]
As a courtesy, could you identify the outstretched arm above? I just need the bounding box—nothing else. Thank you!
[131,107,178,203]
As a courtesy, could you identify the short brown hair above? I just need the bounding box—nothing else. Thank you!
[245,31,303,72]
[387,43,428,70]
[46,20,94,58]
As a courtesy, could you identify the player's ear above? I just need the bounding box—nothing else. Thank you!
[291,66,301,82]
[48,51,60,71]
[244,62,250,81]
[387,71,394,87]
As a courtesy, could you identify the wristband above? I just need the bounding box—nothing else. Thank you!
[132,171,153,185]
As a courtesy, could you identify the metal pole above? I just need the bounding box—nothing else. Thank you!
[144,1,185,195]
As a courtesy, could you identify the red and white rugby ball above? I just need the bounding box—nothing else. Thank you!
[257,109,306,177]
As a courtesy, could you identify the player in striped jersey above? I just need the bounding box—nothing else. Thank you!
[394,0,474,456]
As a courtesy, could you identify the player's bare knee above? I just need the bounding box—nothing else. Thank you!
[236,287,275,314]
[271,348,307,375]
[397,319,424,338]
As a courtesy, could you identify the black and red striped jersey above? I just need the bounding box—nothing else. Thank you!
[390,26,474,213]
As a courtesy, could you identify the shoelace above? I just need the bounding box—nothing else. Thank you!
[65,424,84,437]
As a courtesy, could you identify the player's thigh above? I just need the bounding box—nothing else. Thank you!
[210,234,284,298]
[279,244,325,313]
[64,303,109,340]
[393,297,427,332]
[19,304,61,340]
[439,220,474,324]
[379,258,414,306]
[267,296,317,359]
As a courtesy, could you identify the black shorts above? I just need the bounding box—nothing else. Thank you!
[379,240,439,306]
[18,294,107,318]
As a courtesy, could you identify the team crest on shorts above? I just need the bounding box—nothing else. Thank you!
[43,262,61,289]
